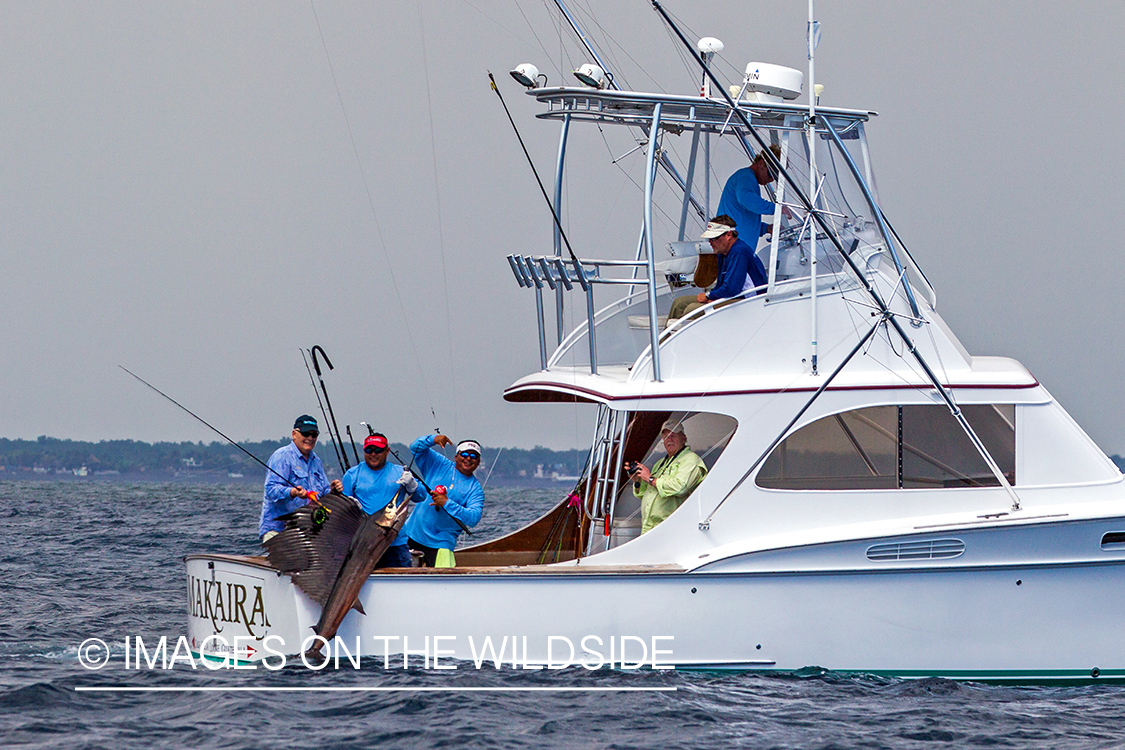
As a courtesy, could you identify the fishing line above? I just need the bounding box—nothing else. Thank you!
[481,447,504,490]
[511,0,561,81]
[308,0,442,430]
[119,366,322,501]
[418,5,460,434]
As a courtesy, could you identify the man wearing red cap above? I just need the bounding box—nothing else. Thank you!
[329,432,424,568]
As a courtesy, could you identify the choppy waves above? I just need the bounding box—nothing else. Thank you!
[3,480,1125,749]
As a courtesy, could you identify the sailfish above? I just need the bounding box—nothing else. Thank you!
[263,489,410,656]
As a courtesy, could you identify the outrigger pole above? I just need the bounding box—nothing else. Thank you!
[549,0,707,221]
[650,0,1022,515]
[488,72,583,271]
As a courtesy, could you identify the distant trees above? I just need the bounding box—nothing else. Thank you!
[0,436,288,475]
[0,437,589,480]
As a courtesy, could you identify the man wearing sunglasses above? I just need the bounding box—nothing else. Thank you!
[403,433,485,567]
[328,433,424,568]
[259,415,331,543]
[667,214,768,321]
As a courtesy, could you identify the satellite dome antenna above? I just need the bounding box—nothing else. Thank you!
[697,37,724,97]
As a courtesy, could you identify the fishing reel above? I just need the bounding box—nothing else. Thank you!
[311,506,329,527]
[307,492,331,528]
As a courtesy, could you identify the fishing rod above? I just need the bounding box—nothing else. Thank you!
[119,366,325,502]
[310,345,350,472]
[345,425,360,466]
[488,71,583,273]
[359,421,472,536]
[301,348,344,475]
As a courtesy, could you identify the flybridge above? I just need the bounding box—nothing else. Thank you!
[505,75,931,382]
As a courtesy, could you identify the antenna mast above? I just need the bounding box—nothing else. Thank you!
[808,0,820,376]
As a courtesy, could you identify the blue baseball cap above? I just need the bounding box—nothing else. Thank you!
[293,415,319,433]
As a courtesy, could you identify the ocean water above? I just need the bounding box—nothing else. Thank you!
[3,479,1125,749]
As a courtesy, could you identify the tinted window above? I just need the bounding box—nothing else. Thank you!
[757,404,1014,490]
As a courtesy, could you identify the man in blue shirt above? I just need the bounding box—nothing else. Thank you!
[404,433,484,567]
[259,415,331,542]
[716,143,783,249]
[668,215,767,321]
[329,432,425,568]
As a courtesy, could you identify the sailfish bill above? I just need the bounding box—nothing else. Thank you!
[308,491,410,654]
[264,489,411,653]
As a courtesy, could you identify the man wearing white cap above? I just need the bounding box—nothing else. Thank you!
[667,214,768,321]
[403,433,485,566]
[628,419,707,534]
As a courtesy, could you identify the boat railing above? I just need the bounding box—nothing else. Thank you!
[507,253,673,374]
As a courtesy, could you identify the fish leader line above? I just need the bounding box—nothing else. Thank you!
[418,5,460,432]
[309,0,440,426]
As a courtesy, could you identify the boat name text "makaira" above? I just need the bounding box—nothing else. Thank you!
[187,574,270,638]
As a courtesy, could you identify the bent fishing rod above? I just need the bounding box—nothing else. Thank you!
[119,366,330,503]
[301,347,345,475]
[310,345,351,473]
[359,421,472,536]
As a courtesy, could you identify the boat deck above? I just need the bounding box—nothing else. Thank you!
[185,553,684,575]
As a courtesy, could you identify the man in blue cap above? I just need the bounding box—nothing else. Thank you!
[258,414,331,543]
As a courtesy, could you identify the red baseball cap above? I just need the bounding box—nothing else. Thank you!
[364,435,388,449]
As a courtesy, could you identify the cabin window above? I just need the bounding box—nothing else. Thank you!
[756,404,1015,490]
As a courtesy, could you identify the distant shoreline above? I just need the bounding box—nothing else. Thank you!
[0,436,587,485]
[0,470,578,489]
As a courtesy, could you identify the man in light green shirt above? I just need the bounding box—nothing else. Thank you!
[630,419,707,534]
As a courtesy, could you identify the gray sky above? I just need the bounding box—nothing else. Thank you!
[2,1,1123,454]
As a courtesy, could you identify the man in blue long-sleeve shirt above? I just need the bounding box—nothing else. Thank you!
[259,415,331,542]
[404,433,484,567]
[716,143,783,249]
[329,432,425,568]
[668,215,767,321]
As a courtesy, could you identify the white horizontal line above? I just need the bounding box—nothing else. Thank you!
[75,686,675,693]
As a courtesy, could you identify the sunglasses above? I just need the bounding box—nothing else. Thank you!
[458,451,481,460]
[364,446,387,455]
[299,430,319,438]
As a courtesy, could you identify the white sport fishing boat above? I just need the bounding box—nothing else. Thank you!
[187,3,1125,680]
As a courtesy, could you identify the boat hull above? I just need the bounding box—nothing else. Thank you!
[185,527,1125,681]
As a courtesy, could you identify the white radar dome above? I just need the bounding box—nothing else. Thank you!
[742,63,803,103]
[697,37,724,55]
